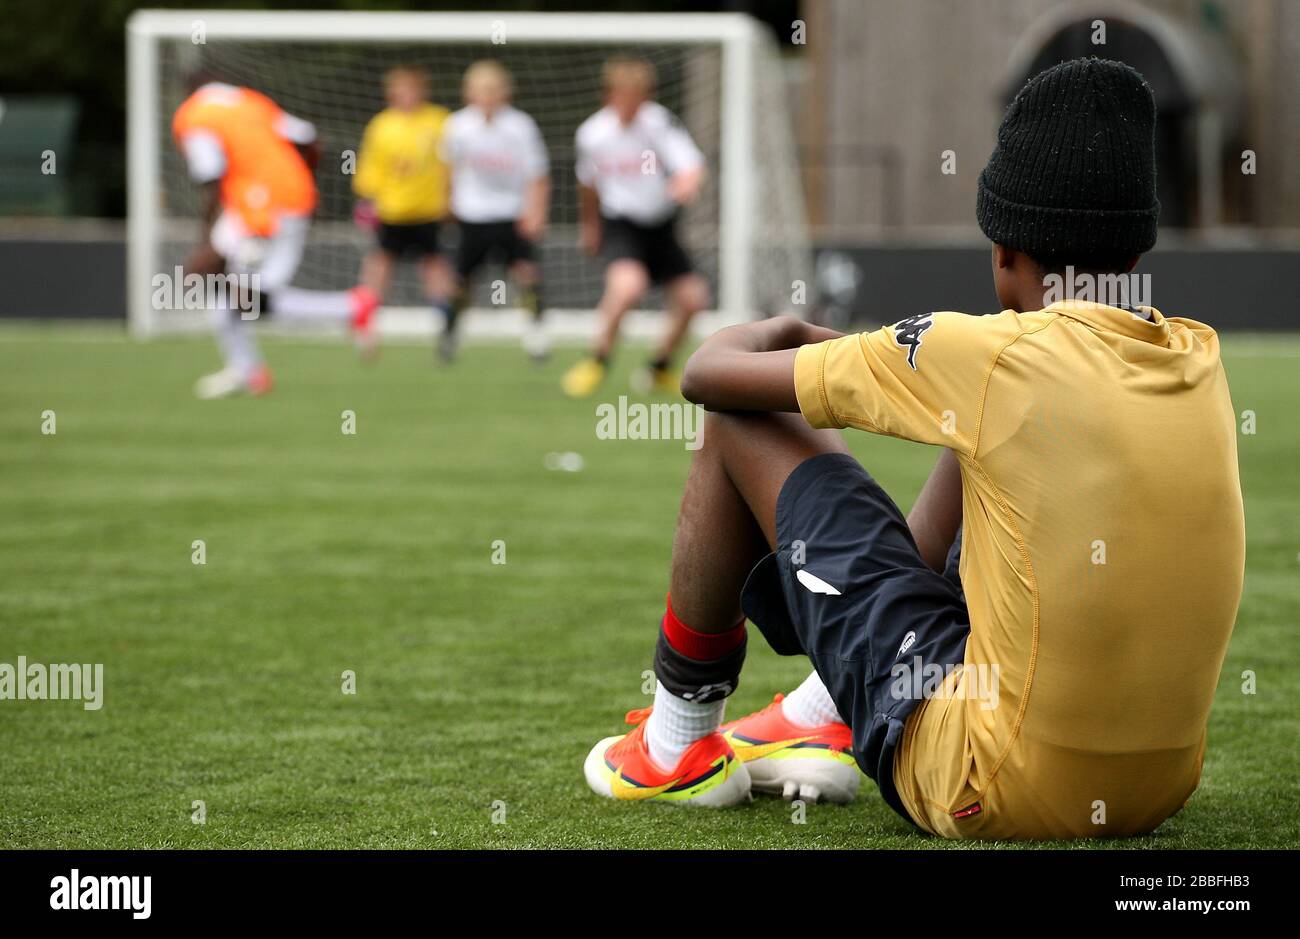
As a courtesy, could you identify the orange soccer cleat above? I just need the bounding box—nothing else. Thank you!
[584,706,751,807]
[722,694,860,804]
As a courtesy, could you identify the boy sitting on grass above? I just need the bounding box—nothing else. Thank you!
[583,58,1245,840]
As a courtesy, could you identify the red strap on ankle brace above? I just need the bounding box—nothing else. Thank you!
[662,594,746,661]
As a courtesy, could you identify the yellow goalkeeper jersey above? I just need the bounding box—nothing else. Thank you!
[794,300,1245,839]
[353,103,450,224]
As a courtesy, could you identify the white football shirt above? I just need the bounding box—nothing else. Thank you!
[574,102,704,226]
[442,105,549,224]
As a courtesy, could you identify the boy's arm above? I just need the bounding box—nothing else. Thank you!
[667,163,704,205]
[296,139,321,173]
[183,181,225,276]
[173,131,224,271]
[575,126,602,254]
[198,180,221,228]
[275,110,320,173]
[518,118,550,239]
[438,120,456,219]
[659,109,705,204]
[907,449,963,572]
[577,183,601,255]
[681,315,844,413]
[519,175,550,240]
[793,311,1024,452]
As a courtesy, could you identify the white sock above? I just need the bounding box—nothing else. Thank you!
[781,670,845,728]
[645,681,725,772]
[270,286,354,322]
[209,304,262,377]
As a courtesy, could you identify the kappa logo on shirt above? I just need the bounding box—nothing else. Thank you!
[892,313,934,370]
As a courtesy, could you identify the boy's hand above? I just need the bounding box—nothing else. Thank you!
[516,211,546,242]
[667,166,704,205]
[295,139,321,173]
[681,316,845,413]
[184,241,225,278]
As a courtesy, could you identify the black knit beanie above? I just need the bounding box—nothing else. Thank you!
[976,57,1160,263]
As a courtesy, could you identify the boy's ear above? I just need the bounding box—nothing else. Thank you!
[992,242,1016,271]
[1123,255,1141,273]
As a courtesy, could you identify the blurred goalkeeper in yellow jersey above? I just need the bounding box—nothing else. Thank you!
[353,65,457,360]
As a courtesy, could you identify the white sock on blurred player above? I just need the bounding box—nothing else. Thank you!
[645,681,724,771]
[208,302,262,377]
[269,287,354,321]
[782,670,844,728]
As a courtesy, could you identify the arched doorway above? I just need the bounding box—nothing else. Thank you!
[1003,2,1242,228]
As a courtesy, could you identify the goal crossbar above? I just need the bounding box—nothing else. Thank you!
[127,11,760,44]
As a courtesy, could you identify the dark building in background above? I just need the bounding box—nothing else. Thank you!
[799,0,1300,236]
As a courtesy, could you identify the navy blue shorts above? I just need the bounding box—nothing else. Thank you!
[740,452,970,825]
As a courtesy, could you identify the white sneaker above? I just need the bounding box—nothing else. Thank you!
[194,368,250,400]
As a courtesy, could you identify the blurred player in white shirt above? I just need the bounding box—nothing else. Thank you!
[442,60,551,362]
[561,56,710,398]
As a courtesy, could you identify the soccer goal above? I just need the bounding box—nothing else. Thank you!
[126,9,813,340]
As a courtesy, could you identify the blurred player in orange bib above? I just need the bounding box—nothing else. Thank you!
[172,72,379,399]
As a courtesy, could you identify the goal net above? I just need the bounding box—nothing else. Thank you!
[127,11,813,339]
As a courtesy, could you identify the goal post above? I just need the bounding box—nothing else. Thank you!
[126,9,812,340]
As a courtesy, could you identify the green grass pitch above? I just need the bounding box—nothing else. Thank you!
[1,324,1297,849]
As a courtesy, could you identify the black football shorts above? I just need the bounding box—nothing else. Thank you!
[740,452,971,826]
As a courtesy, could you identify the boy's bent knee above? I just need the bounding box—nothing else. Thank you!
[703,410,845,457]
